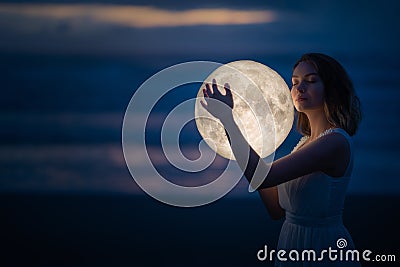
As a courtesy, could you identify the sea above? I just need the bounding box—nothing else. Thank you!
[0,52,399,196]
[2,0,400,257]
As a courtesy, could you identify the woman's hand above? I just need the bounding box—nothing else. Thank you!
[200,79,234,122]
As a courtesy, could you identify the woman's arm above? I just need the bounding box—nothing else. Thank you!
[223,116,351,188]
[201,80,350,219]
[258,187,285,220]
[201,81,285,219]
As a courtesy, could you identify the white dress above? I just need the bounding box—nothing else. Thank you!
[276,128,361,266]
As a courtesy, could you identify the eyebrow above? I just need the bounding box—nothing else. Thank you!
[292,72,319,78]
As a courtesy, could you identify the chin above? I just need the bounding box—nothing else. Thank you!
[294,105,305,112]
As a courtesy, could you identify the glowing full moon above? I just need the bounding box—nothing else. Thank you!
[195,60,294,160]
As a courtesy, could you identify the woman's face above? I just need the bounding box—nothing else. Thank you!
[291,61,325,113]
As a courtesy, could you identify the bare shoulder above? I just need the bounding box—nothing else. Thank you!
[317,131,351,153]
[284,131,351,176]
[293,131,350,158]
[266,130,352,187]
[311,131,351,177]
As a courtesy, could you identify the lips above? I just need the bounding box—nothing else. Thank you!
[296,96,307,102]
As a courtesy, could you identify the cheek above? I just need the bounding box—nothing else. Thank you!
[291,90,301,111]
[290,89,296,101]
[315,84,325,103]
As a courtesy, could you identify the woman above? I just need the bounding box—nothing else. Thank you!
[201,53,362,266]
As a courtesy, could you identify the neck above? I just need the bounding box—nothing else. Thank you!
[305,109,334,140]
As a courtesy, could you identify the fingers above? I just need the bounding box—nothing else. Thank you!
[205,83,213,97]
[202,88,209,98]
[201,89,209,109]
[224,83,232,97]
[204,79,219,97]
[204,79,223,95]
[212,79,224,97]
[200,99,207,109]
[204,79,228,99]
[212,79,219,96]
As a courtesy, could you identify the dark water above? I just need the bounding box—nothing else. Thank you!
[1,194,399,267]
[0,53,399,195]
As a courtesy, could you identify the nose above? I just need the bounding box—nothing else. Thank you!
[295,81,306,93]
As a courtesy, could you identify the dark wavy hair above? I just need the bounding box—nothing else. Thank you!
[293,53,362,136]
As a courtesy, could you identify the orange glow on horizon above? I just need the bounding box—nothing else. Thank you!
[0,4,277,28]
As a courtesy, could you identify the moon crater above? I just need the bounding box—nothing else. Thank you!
[195,60,294,160]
